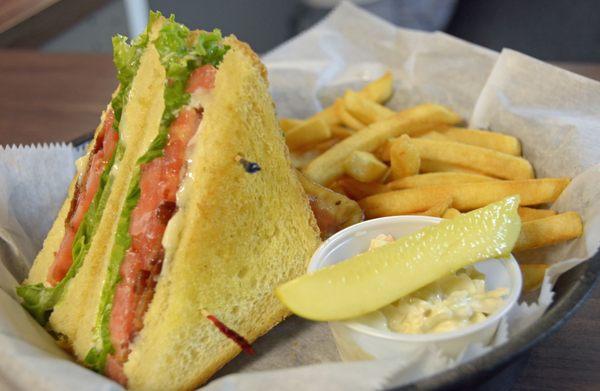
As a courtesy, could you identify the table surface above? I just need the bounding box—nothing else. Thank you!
[0,50,599,390]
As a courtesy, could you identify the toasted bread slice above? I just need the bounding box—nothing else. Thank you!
[122,37,320,390]
[51,40,167,354]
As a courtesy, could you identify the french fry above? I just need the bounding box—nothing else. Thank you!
[441,127,522,156]
[331,125,355,139]
[379,167,393,184]
[388,172,495,190]
[359,190,455,217]
[518,207,557,222]
[314,138,341,153]
[290,150,321,169]
[360,71,394,103]
[280,118,304,133]
[419,196,453,217]
[335,100,366,130]
[442,208,461,219]
[411,138,534,180]
[344,151,388,183]
[303,71,393,128]
[519,264,549,291]
[310,105,340,126]
[297,172,364,239]
[303,104,462,185]
[514,212,583,252]
[390,135,420,179]
[359,178,570,217]
[331,177,389,200]
[286,117,332,150]
[343,90,395,125]
[420,159,485,175]
[375,138,394,161]
[419,131,450,141]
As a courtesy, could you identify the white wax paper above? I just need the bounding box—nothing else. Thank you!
[1,2,599,390]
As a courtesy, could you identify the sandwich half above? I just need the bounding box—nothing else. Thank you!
[18,13,320,390]
[17,16,167,326]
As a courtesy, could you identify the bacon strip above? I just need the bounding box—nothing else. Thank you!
[106,65,216,385]
[48,110,118,286]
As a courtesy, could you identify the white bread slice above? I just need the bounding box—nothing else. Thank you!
[25,105,108,285]
[51,40,167,356]
[124,37,320,390]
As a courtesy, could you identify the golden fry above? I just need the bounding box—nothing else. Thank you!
[359,178,570,217]
[331,177,389,201]
[514,212,583,252]
[441,127,522,156]
[286,117,332,150]
[419,196,453,217]
[419,159,484,175]
[518,207,557,222]
[335,100,366,130]
[306,71,393,128]
[375,138,394,162]
[290,149,321,170]
[303,104,462,184]
[442,208,461,219]
[388,172,495,190]
[411,138,534,180]
[280,118,304,133]
[331,125,355,139]
[343,90,395,125]
[519,264,549,291]
[359,190,455,218]
[297,172,363,239]
[344,151,388,183]
[419,131,450,141]
[390,135,420,179]
[359,71,394,103]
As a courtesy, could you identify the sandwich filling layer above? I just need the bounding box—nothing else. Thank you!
[84,17,229,385]
[16,30,151,324]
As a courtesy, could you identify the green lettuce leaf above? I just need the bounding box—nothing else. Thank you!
[84,171,140,371]
[16,21,153,324]
[17,145,123,324]
[85,13,229,372]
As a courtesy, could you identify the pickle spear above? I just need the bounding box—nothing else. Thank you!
[276,196,521,321]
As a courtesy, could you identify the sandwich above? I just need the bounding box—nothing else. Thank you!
[17,12,320,390]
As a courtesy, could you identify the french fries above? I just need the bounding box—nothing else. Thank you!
[343,90,395,125]
[390,135,420,179]
[411,138,534,180]
[419,197,453,217]
[331,125,355,139]
[360,71,394,103]
[388,172,495,190]
[285,117,332,150]
[520,264,549,291]
[336,101,367,130]
[518,207,557,222]
[442,208,461,219]
[303,104,462,185]
[280,118,304,133]
[514,212,583,252]
[420,159,485,175]
[282,71,582,255]
[297,172,363,239]
[359,178,570,218]
[331,177,389,200]
[439,127,522,156]
[344,151,388,182]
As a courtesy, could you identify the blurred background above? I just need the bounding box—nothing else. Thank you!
[1,0,600,61]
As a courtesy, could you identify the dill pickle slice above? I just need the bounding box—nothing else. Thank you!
[276,196,521,321]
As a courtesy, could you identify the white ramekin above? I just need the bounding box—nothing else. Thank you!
[308,215,522,362]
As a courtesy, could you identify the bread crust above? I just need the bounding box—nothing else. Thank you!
[124,37,320,390]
